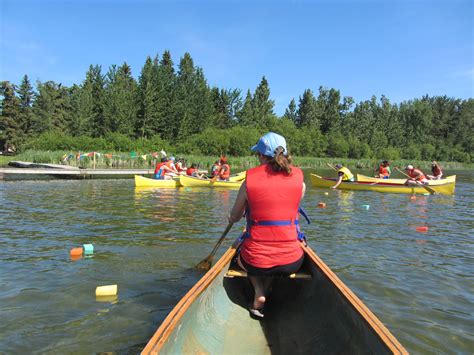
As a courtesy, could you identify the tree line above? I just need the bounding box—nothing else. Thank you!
[1,50,472,162]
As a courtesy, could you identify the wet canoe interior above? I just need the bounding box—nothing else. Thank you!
[159,255,395,354]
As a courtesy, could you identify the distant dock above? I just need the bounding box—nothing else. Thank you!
[0,162,154,179]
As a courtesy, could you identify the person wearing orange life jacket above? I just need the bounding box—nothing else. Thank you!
[332,163,354,189]
[375,160,391,179]
[219,156,231,180]
[228,132,307,319]
[154,157,167,179]
[186,163,206,178]
[404,165,429,186]
[211,160,221,177]
[155,157,179,180]
[427,161,443,180]
[175,158,187,175]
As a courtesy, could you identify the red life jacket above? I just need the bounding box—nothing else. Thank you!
[240,164,304,269]
[154,162,165,175]
[379,165,389,177]
[186,167,197,176]
[175,162,185,172]
[220,164,231,179]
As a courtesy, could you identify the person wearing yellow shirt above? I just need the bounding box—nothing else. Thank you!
[332,164,354,189]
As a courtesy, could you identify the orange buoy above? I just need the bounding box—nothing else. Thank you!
[410,195,417,200]
[70,247,83,257]
[416,226,429,232]
[318,202,326,208]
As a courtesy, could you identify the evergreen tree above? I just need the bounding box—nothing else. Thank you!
[32,81,72,134]
[104,63,138,135]
[137,56,157,138]
[210,87,242,129]
[318,87,342,134]
[174,53,212,137]
[252,76,275,128]
[237,90,255,126]
[283,98,297,123]
[155,50,176,139]
[17,75,35,137]
[296,89,319,128]
[75,65,105,136]
[0,81,21,150]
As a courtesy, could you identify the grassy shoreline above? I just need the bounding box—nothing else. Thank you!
[1,150,472,170]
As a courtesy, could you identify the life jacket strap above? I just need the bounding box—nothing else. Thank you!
[249,220,299,227]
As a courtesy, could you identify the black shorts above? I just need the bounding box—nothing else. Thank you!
[240,255,304,277]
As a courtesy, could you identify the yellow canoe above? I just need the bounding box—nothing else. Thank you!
[357,173,456,186]
[228,171,246,182]
[311,174,455,195]
[134,175,181,188]
[179,175,243,188]
[142,237,407,354]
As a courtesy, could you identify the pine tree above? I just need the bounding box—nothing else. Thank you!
[32,81,72,134]
[155,50,176,139]
[283,98,297,123]
[74,65,105,136]
[296,89,319,128]
[17,75,35,137]
[137,56,158,138]
[0,81,21,151]
[252,76,275,128]
[237,90,254,126]
[104,63,138,136]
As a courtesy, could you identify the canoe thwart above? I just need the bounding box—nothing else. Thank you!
[225,269,312,279]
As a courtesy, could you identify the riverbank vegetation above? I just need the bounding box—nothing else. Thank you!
[1,51,472,163]
[0,149,470,171]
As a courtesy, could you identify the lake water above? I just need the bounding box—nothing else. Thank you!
[0,169,472,353]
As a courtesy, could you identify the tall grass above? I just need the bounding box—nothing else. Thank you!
[0,150,471,170]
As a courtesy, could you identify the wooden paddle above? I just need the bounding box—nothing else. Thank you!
[196,223,234,271]
[209,175,219,183]
[395,167,437,195]
[326,163,337,171]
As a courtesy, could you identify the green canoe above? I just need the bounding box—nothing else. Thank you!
[142,239,407,354]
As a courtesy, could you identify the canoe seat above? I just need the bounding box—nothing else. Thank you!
[225,265,312,279]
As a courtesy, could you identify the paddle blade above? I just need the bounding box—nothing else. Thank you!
[195,256,213,271]
[210,175,219,183]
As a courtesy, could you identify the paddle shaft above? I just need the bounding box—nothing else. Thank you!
[395,167,437,194]
[209,222,233,256]
[326,163,338,171]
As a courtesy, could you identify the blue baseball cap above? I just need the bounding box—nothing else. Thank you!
[251,132,287,157]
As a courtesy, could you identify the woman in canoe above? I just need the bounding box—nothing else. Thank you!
[427,161,443,180]
[375,160,391,179]
[228,132,306,318]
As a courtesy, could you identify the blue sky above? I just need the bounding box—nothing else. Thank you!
[1,0,472,115]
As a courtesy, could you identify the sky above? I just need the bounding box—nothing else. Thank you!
[1,0,473,115]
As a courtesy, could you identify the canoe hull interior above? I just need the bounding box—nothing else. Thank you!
[144,246,406,354]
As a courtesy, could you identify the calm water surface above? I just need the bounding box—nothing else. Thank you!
[0,170,473,353]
